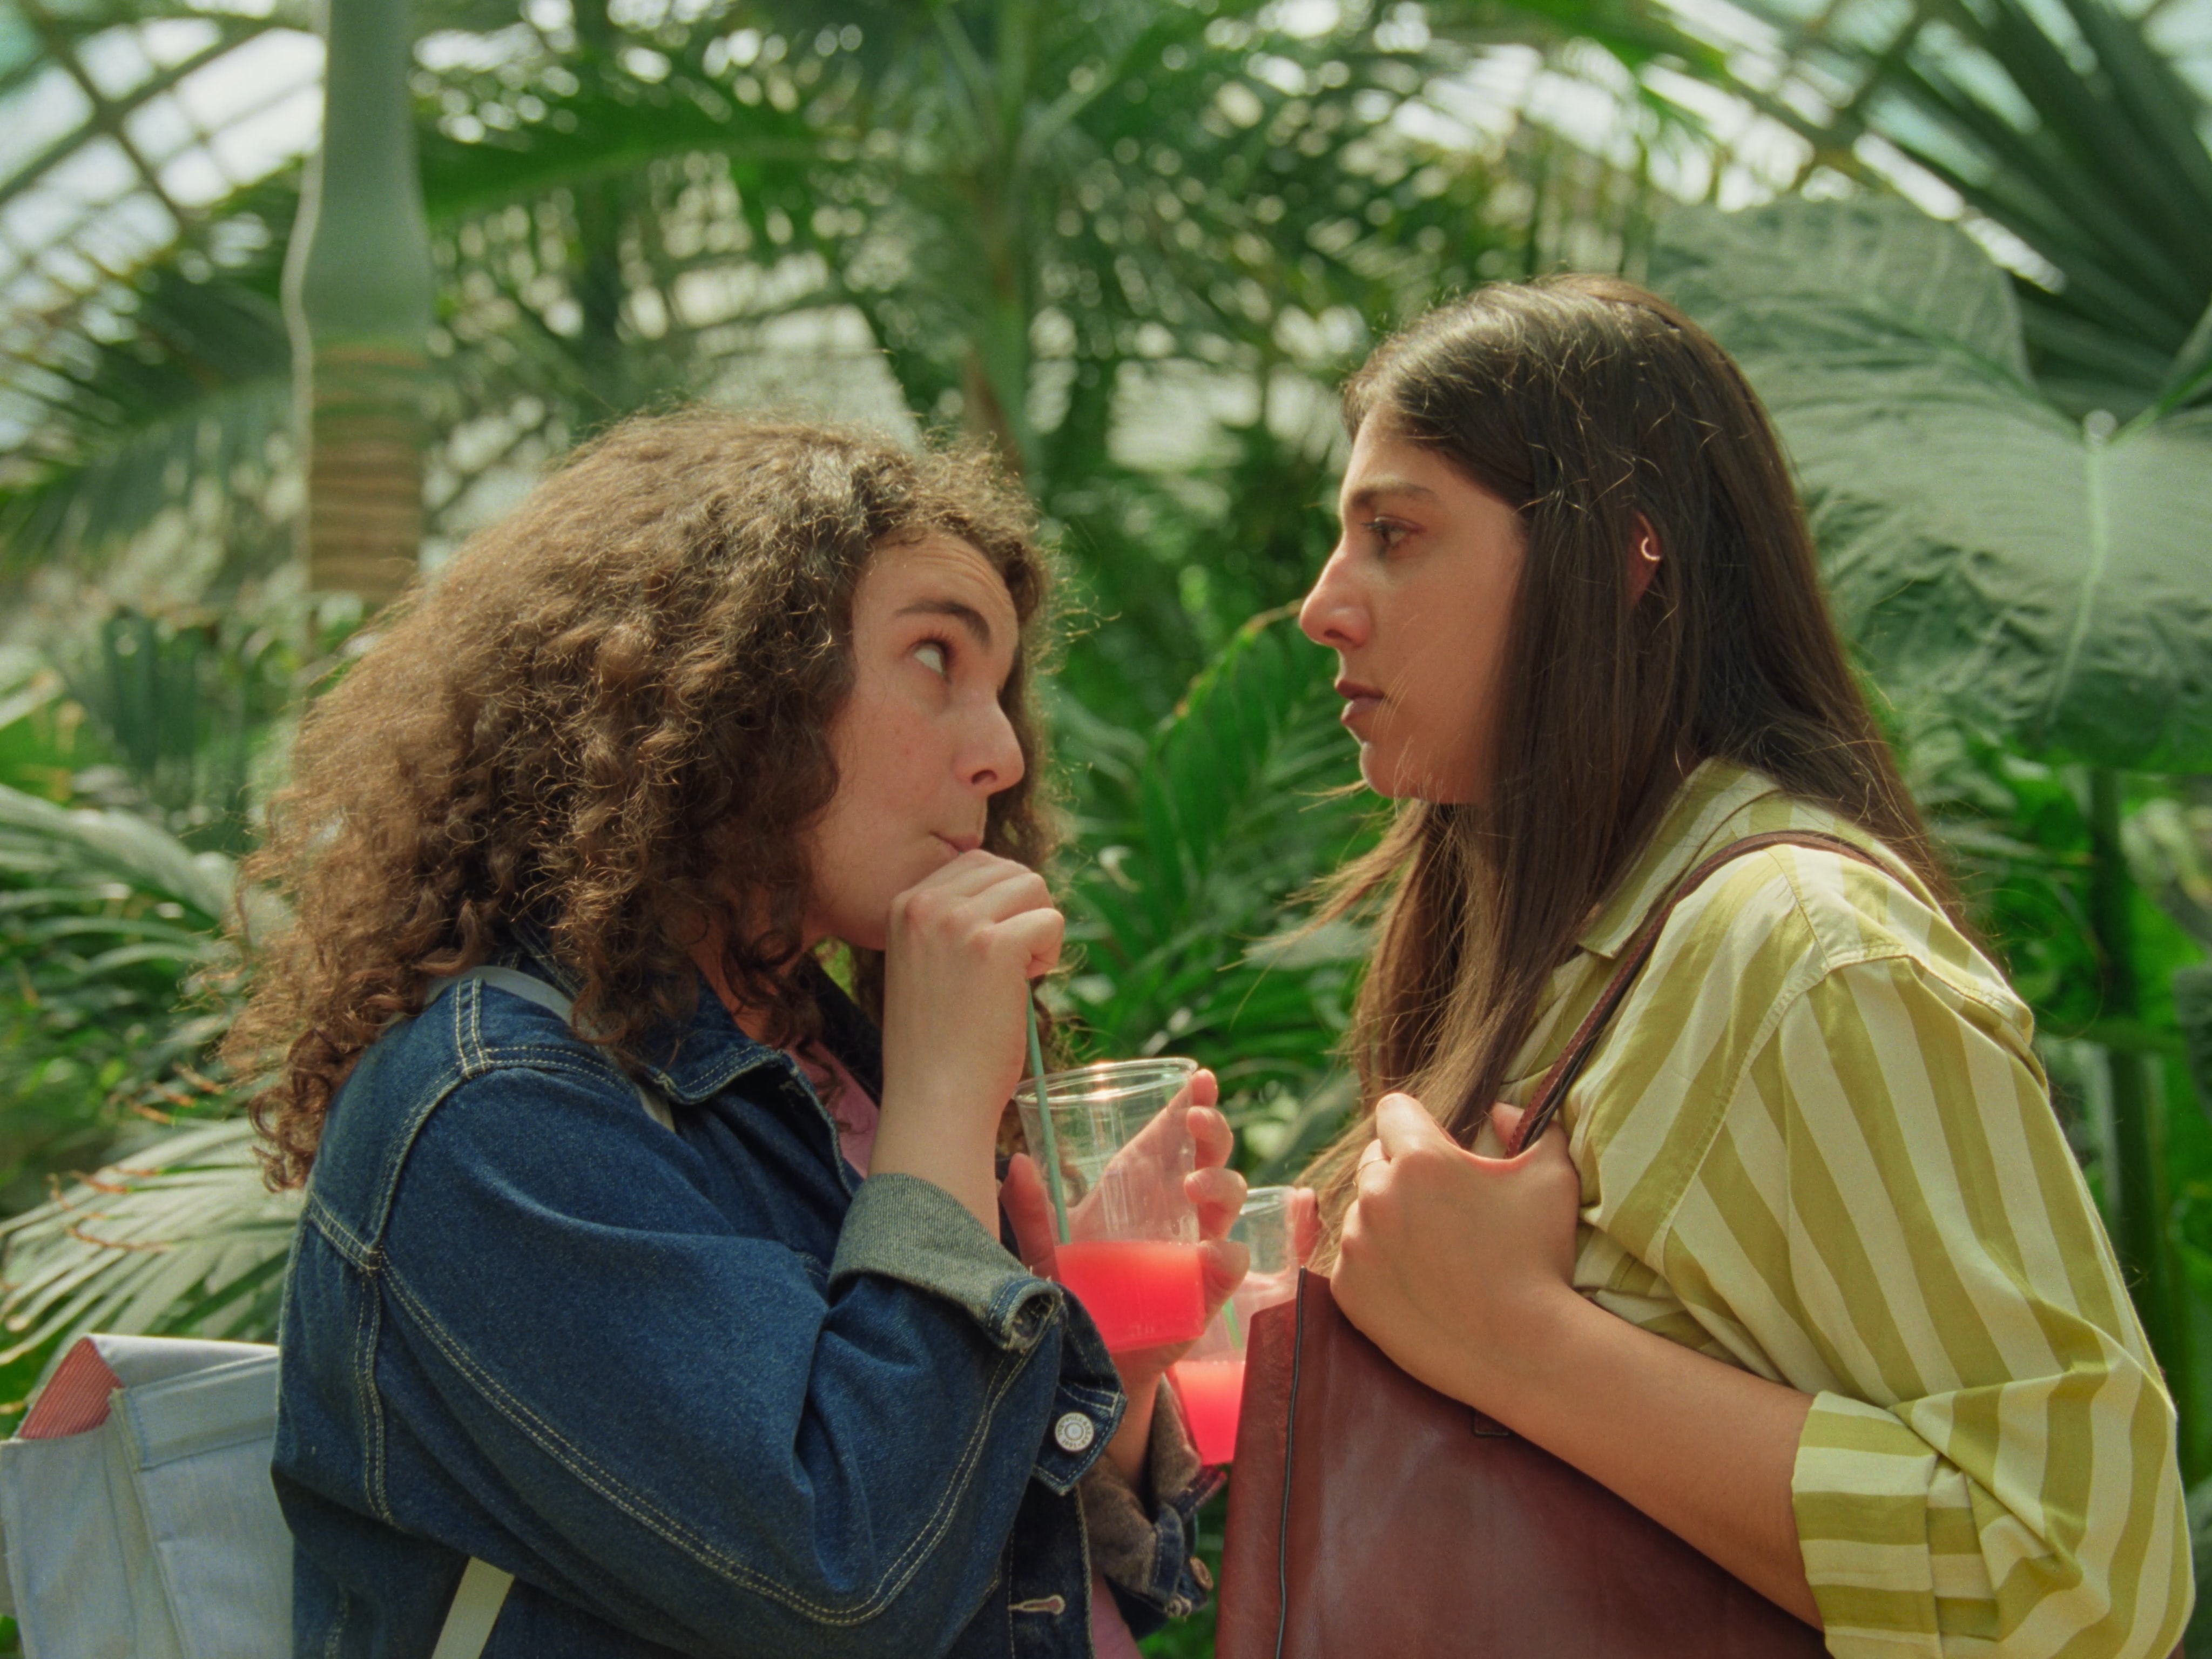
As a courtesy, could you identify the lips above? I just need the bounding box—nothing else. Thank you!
[1334,678,1383,729]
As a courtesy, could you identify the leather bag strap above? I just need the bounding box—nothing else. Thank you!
[1508,830,1895,1155]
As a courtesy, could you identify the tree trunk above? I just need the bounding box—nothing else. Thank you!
[282,0,436,609]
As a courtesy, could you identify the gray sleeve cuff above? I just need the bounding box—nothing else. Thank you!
[828,1172,1058,1350]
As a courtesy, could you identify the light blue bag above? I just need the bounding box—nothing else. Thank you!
[0,1333,511,1658]
[0,966,655,1658]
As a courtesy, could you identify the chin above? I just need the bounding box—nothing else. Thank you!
[1358,745,1408,800]
[1360,747,1473,806]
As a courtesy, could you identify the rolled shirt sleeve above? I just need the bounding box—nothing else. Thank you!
[1694,956,2189,1658]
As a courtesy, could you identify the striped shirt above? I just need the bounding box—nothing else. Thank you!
[1500,761,2190,1658]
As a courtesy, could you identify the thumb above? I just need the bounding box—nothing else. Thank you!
[1488,1101,1527,1143]
[1373,1091,1448,1157]
[1000,1153,1058,1276]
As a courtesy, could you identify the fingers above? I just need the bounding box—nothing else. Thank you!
[1354,1138,1391,1201]
[1199,1236,1250,1309]
[1186,1089,1228,1168]
[999,1153,1060,1277]
[999,905,1065,980]
[1169,1069,1221,1113]
[891,853,1062,973]
[1372,1091,1445,1157]
[1186,1164,1245,1240]
[1487,1100,1528,1152]
[909,847,1046,903]
[1116,1075,1223,1169]
[1288,1187,1321,1265]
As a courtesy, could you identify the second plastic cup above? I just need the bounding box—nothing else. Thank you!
[1169,1185,1306,1464]
[1014,1057,1207,1353]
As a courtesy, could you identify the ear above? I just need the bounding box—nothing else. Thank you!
[1628,513,1662,605]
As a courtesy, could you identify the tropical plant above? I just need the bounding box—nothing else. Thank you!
[0,1120,294,1413]
[0,778,239,1211]
[1055,609,1375,1182]
[0,0,1729,688]
[1741,0,2212,424]
[1651,197,2212,773]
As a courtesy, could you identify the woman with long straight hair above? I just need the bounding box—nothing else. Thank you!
[1298,276,2190,1657]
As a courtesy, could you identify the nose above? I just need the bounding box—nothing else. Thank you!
[1298,539,1368,650]
[964,696,1027,796]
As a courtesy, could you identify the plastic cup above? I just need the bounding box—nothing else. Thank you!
[1014,1057,1206,1354]
[1169,1185,1305,1465]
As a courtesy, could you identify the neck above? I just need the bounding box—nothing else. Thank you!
[685,917,785,1043]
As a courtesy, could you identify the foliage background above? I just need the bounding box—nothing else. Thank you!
[1,0,2210,1653]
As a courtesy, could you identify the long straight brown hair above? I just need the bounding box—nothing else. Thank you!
[1304,274,1959,1230]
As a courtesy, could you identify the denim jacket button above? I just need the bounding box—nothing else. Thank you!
[1053,1412,1096,1453]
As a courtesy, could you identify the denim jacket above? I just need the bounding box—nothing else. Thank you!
[273,929,1216,1658]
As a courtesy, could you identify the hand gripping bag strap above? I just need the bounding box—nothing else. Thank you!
[1217,831,1916,1659]
[1218,831,2203,1658]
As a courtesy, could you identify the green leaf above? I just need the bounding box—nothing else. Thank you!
[1737,0,2212,419]
[1653,198,2212,772]
[1058,610,1374,1158]
[0,1120,296,1368]
[0,784,234,923]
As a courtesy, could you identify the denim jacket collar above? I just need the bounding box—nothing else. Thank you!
[508,918,808,1107]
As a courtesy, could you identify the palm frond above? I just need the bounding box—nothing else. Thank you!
[1743,0,2212,419]
[0,1119,295,1371]
[1057,610,1377,1167]
[0,779,242,1209]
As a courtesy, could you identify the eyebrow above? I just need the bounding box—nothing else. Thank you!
[895,597,996,649]
[1339,477,1439,517]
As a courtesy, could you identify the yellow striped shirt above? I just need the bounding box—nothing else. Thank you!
[1500,760,2191,1658]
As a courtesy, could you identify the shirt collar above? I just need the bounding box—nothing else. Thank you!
[508,917,787,1105]
[1574,759,1788,959]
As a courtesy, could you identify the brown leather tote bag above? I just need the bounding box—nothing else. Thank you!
[1218,832,1883,1659]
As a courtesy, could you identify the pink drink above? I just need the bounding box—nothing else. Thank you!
[1169,1358,1245,1465]
[1054,1240,1206,1352]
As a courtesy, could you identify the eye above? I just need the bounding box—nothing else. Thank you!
[1364,518,1410,552]
[913,639,950,678]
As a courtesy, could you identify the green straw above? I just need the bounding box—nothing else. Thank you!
[1024,994,1073,1245]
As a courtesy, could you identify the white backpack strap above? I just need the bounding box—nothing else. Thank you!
[425,966,676,1131]
[430,1557,514,1659]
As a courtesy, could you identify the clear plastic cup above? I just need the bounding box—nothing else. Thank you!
[1169,1185,1307,1464]
[1013,1057,1207,1353]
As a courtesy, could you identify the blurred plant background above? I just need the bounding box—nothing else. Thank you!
[1,0,2209,1650]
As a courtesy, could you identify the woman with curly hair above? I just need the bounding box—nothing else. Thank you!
[229,414,1239,1658]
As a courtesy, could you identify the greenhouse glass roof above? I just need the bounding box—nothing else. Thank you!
[0,3,319,450]
[0,0,2205,608]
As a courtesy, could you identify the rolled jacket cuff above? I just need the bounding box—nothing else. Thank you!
[1078,1384,1226,1628]
[829,1173,1058,1351]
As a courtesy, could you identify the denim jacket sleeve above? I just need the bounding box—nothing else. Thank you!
[1078,1386,1225,1635]
[374,1063,1123,1659]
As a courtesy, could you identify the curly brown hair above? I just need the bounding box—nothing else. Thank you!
[228,412,1058,1189]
